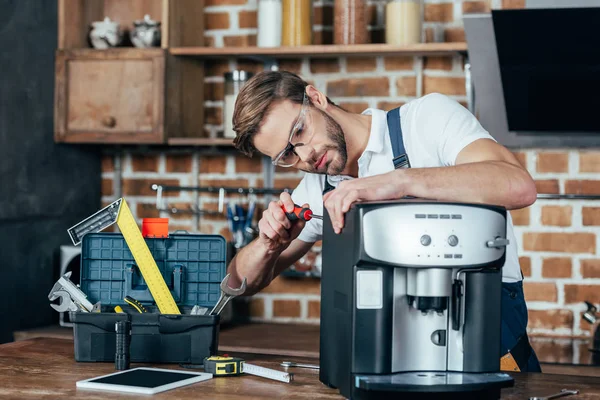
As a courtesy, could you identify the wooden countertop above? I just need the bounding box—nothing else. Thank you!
[2,338,600,399]
[13,322,600,376]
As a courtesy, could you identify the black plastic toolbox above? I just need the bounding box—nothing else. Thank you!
[71,232,226,364]
[70,312,220,363]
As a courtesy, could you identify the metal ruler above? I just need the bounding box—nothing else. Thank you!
[67,198,180,315]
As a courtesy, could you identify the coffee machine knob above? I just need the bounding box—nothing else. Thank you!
[448,235,459,247]
[420,235,432,246]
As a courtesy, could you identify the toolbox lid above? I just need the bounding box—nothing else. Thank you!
[80,232,227,308]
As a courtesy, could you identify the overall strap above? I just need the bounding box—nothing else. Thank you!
[322,175,335,196]
[322,108,410,196]
[386,107,411,169]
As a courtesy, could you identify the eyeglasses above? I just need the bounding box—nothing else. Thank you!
[271,92,315,167]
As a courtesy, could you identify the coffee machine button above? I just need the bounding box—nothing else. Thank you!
[448,235,459,247]
[420,235,432,246]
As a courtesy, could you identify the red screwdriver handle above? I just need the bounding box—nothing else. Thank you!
[284,204,313,221]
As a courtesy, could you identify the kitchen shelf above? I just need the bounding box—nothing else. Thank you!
[170,42,468,58]
[167,137,235,146]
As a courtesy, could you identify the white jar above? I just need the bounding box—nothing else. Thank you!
[258,0,282,47]
[385,0,423,46]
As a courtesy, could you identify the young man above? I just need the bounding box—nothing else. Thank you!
[228,70,540,372]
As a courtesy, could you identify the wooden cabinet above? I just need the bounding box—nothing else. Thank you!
[55,49,165,143]
[54,0,206,145]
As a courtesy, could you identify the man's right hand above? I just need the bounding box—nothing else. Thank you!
[257,192,308,252]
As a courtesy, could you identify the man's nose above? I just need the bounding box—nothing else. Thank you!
[294,145,315,164]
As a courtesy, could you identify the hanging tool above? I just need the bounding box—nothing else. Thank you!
[243,196,257,246]
[283,204,323,222]
[529,388,579,400]
[209,273,247,316]
[67,198,180,315]
[48,271,101,313]
[280,361,320,370]
[204,356,293,383]
[234,203,246,248]
[227,202,246,249]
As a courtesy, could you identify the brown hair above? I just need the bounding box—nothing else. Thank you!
[232,71,333,157]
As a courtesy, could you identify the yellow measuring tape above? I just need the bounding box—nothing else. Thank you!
[116,200,180,314]
[68,198,180,315]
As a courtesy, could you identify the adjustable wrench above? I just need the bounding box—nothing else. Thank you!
[48,271,100,313]
[529,388,579,400]
[210,273,247,316]
[50,290,82,312]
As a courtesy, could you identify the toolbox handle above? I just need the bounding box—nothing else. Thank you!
[124,264,183,304]
[172,230,189,234]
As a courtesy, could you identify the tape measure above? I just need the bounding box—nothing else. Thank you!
[68,198,180,315]
[204,356,244,376]
[203,356,292,383]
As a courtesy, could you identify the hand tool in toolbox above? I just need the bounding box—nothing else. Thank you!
[67,198,180,315]
[281,361,320,370]
[204,356,293,383]
[283,204,323,221]
[124,296,148,313]
[190,305,209,316]
[529,389,579,400]
[48,271,101,313]
[210,273,247,316]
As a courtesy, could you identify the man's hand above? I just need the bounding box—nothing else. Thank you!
[258,191,309,251]
[323,172,405,234]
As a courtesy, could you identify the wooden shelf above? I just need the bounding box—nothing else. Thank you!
[167,137,235,146]
[169,42,468,58]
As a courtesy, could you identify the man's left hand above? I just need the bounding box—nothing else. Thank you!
[323,171,405,234]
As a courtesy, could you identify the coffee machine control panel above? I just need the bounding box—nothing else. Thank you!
[362,204,507,267]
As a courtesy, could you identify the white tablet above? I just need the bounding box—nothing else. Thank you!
[76,367,212,395]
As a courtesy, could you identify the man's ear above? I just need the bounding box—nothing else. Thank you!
[305,85,328,111]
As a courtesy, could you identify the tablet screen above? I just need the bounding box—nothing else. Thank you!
[77,367,212,394]
[87,369,201,388]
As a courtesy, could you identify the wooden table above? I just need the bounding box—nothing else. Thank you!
[14,322,600,376]
[2,337,600,399]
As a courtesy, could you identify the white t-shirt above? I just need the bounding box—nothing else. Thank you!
[290,93,522,283]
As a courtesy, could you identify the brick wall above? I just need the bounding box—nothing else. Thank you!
[101,0,600,340]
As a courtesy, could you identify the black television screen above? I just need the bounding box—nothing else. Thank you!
[492,7,600,133]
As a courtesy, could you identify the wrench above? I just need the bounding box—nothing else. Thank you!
[281,361,320,370]
[529,388,579,400]
[49,290,101,313]
[50,290,81,312]
[210,273,247,316]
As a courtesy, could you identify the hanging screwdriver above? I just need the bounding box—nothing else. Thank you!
[283,204,323,221]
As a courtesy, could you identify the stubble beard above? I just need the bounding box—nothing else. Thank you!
[320,110,347,176]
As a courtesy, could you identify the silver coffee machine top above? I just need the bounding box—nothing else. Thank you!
[319,200,514,400]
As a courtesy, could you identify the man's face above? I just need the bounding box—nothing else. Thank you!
[253,98,348,175]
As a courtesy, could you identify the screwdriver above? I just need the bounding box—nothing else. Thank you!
[284,204,323,222]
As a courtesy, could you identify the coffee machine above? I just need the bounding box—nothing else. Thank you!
[319,200,514,399]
